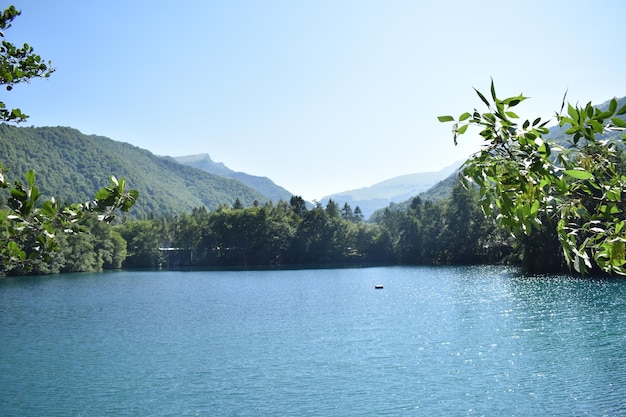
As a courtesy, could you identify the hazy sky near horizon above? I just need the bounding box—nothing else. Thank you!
[6,1,625,201]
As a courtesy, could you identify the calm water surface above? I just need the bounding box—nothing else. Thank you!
[1,266,625,416]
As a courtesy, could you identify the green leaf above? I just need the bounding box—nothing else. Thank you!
[611,239,625,266]
[95,188,113,200]
[474,88,491,108]
[10,186,26,201]
[559,116,574,127]
[437,115,454,123]
[596,109,614,121]
[590,119,603,133]
[503,94,526,107]
[564,169,594,180]
[30,185,39,203]
[611,117,626,128]
[490,79,497,101]
[25,169,35,187]
[567,103,579,122]
[122,189,139,212]
[609,98,617,115]
[40,200,57,216]
[459,112,471,121]
[537,140,550,157]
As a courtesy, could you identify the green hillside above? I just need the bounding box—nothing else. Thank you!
[0,125,269,218]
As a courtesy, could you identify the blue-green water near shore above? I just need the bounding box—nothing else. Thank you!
[1,266,625,416]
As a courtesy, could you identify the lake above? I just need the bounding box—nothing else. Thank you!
[1,266,625,416]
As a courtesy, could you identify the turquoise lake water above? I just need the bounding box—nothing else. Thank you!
[1,266,625,416]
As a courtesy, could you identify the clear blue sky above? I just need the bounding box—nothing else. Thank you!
[6,1,625,201]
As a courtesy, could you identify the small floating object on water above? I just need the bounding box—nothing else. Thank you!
[374,284,384,289]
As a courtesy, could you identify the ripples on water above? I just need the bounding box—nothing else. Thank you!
[1,266,625,416]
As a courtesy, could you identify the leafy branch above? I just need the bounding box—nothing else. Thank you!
[440,80,626,274]
[0,5,138,274]
[1,170,138,273]
[0,5,54,123]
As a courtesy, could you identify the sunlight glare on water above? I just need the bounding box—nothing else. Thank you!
[1,266,625,416]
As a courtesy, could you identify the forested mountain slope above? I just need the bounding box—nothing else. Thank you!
[0,125,269,218]
[173,153,294,202]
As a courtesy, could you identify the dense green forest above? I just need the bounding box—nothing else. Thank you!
[0,124,269,218]
[2,94,625,276]
[2,4,626,277]
[3,95,625,276]
[3,181,546,276]
[0,5,141,274]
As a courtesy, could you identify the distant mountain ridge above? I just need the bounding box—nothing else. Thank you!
[320,161,462,218]
[2,97,621,221]
[0,125,269,218]
[172,154,294,202]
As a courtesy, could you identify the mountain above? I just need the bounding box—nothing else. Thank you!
[173,153,294,202]
[371,95,626,220]
[319,161,462,219]
[0,125,269,218]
